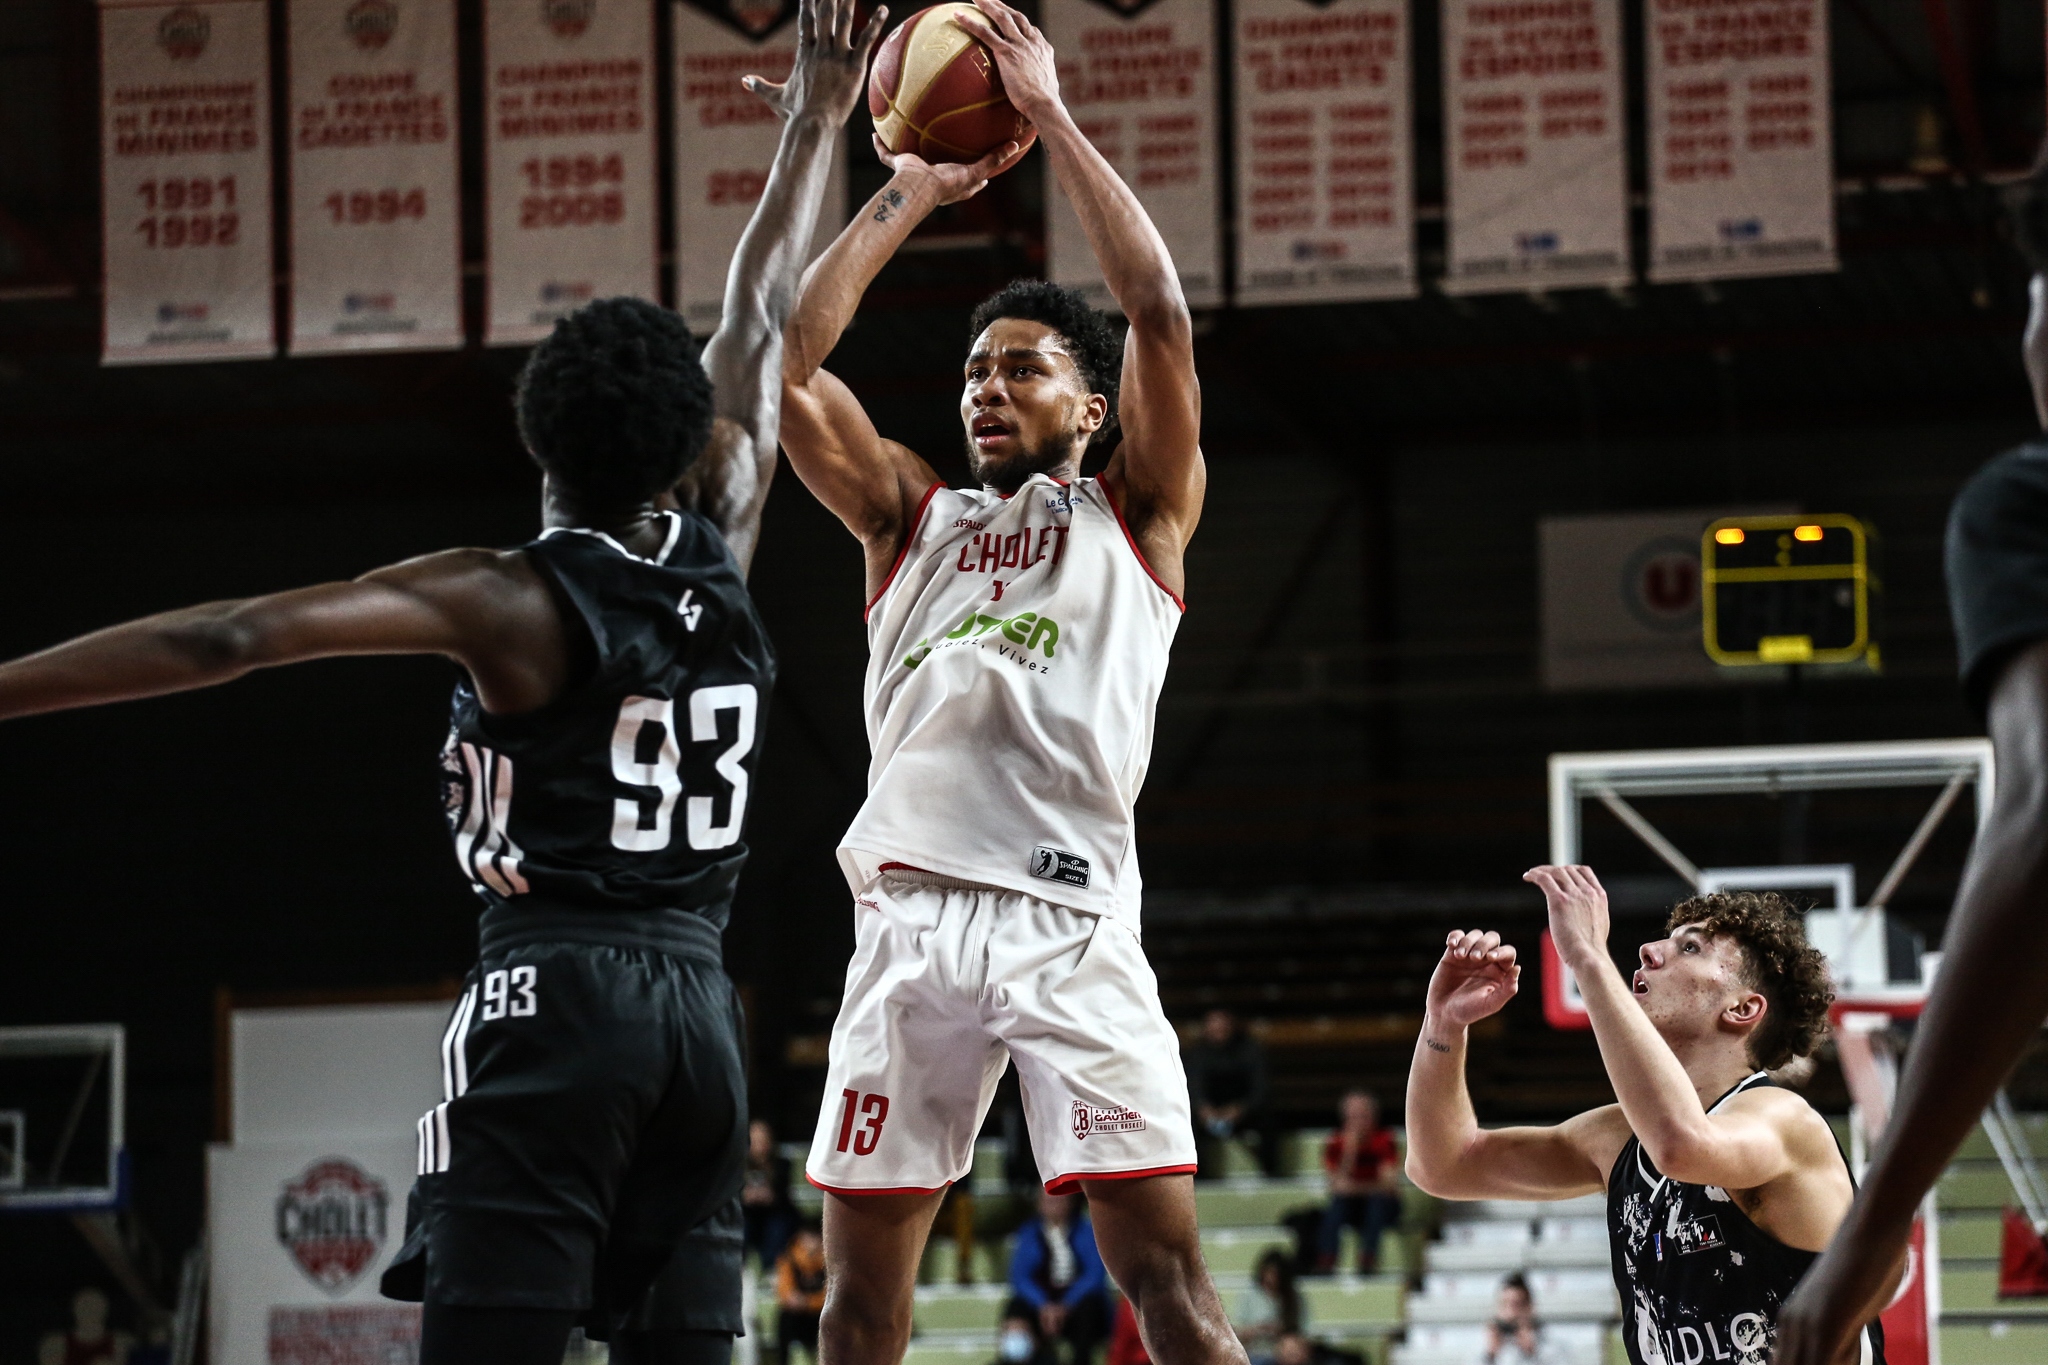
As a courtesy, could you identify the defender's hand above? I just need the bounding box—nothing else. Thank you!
[1771,1233,1908,1365]
[956,0,1063,123]
[870,133,1035,205]
[743,0,887,125]
[1425,930,1520,1031]
[1524,864,1611,973]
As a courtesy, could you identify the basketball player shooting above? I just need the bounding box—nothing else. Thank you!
[0,3,880,1360]
[1405,866,1885,1365]
[775,3,1234,1364]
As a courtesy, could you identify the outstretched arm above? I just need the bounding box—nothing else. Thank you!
[779,136,1030,592]
[677,0,886,575]
[1774,643,2048,1365]
[958,0,1203,589]
[0,550,567,722]
[1403,928,1621,1200]
[1531,865,1806,1191]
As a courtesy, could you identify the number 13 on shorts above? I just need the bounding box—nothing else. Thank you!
[835,1089,889,1155]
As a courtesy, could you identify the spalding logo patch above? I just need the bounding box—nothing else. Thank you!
[1030,847,1090,888]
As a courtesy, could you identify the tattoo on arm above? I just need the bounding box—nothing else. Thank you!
[873,188,906,223]
[1425,1036,1453,1054]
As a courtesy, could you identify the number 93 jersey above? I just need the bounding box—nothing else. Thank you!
[441,510,775,931]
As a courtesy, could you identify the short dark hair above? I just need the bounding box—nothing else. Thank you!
[968,280,1123,447]
[1664,891,1834,1070]
[514,297,715,510]
[2007,141,2048,272]
[1501,1272,1531,1298]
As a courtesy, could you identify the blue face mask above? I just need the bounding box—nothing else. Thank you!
[1000,1330,1036,1363]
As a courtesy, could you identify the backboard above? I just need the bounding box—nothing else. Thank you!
[0,1023,126,1212]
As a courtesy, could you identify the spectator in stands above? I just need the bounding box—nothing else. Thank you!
[742,1118,796,1268]
[1316,1090,1402,1274]
[774,1223,827,1365]
[1482,1274,1561,1365]
[996,1311,1057,1365]
[1183,1008,1277,1177]
[1006,1190,1111,1365]
[1235,1249,1304,1365]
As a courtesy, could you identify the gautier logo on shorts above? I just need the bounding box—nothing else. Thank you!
[1030,846,1090,888]
[1071,1102,1146,1141]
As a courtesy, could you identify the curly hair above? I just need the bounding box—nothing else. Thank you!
[514,297,715,510]
[1665,891,1834,1070]
[968,280,1124,447]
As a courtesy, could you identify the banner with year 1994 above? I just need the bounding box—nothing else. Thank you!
[1646,0,1834,282]
[1441,0,1628,294]
[672,0,846,332]
[289,0,463,353]
[99,0,275,364]
[484,0,660,346]
[1234,0,1413,305]
[1042,0,1221,311]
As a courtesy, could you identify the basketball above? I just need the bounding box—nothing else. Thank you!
[869,3,1030,165]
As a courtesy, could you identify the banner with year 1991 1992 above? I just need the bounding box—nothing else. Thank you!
[484,0,660,346]
[99,0,276,364]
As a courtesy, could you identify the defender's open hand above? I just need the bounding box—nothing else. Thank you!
[1425,930,1521,1031]
[1524,864,1611,973]
[743,0,887,124]
[956,0,1063,124]
[870,133,1036,205]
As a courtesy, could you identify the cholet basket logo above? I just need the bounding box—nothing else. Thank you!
[345,0,400,51]
[275,1158,391,1294]
[156,7,211,62]
[544,0,597,38]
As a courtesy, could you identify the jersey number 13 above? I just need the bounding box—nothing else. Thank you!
[609,685,758,852]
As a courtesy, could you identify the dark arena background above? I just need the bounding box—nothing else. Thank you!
[2,0,2047,1362]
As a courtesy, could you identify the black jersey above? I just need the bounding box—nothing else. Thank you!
[1608,1072,1883,1365]
[440,510,775,935]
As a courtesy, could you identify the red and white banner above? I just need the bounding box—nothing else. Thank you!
[1042,0,1221,311]
[1233,0,1413,305]
[671,0,846,331]
[484,0,660,346]
[99,0,275,364]
[1646,0,1835,282]
[288,0,463,353]
[1441,0,1628,294]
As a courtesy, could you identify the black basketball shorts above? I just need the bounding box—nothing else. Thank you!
[380,922,746,1334]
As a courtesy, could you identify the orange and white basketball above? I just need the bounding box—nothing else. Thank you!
[868,4,1030,165]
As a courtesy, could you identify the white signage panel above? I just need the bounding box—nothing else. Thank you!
[1646,0,1835,282]
[99,0,276,364]
[671,0,847,331]
[484,0,661,345]
[288,0,464,353]
[1441,0,1628,294]
[1233,0,1413,305]
[1042,0,1222,310]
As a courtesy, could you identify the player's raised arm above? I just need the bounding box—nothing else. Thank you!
[1403,929,1621,1200]
[1528,865,1819,1192]
[779,136,1030,584]
[958,0,1204,584]
[678,0,887,575]
[0,550,568,723]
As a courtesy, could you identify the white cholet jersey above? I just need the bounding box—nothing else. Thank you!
[840,472,1183,930]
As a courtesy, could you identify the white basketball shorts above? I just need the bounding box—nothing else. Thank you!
[805,869,1196,1196]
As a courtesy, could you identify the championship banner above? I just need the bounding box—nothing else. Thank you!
[1042,0,1221,310]
[1233,0,1413,305]
[1441,0,1628,294]
[99,0,276,364]
[671,0,847,331]
[1645,0,1834,282]
[484,0,660,346]
[287,0,463,353]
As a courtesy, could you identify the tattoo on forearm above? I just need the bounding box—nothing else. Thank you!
[873,188,906,222]
[1425,1036,1452,1054]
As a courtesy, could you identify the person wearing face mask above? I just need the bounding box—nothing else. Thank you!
[1404,867,1882,1365]
[1005,1192,1112,1365]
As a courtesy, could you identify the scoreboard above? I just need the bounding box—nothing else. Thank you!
[1702,514,1877,667]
